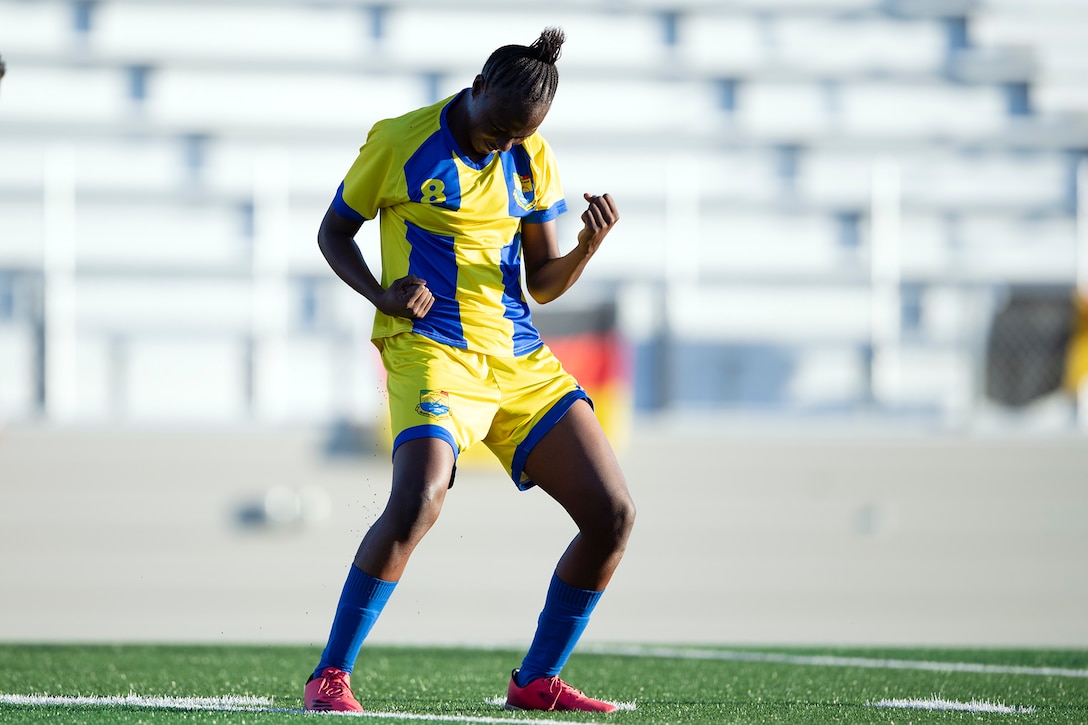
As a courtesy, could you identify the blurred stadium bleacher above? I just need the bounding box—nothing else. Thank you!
[1,0,1086,429]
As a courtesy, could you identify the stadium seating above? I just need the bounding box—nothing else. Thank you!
[0,0,1084,424]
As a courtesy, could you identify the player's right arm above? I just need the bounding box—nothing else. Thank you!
[317,204,434,319]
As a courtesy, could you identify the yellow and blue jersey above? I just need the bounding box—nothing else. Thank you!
[332,90,568,357]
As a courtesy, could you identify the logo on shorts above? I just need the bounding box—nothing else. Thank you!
[416,390,451,419]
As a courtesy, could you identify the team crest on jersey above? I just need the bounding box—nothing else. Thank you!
[416,389,451,419]
[513,173,535,211]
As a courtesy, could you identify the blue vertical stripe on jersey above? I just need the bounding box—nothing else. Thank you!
[403,131,462,210]
[404,221,465,347]
[499,232,541,356]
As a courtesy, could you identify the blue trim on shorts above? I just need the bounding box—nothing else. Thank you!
[510,388,592,491]
[392,425,458,462]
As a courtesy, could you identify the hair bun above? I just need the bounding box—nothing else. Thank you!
[532,27,565,65]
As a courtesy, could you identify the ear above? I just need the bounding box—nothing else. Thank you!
[471,74,486,96]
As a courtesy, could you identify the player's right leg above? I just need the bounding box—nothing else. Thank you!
[305,438,455,712]
[353,437,457,580]
[306,333,493,712]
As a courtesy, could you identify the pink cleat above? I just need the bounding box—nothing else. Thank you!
[505,668,617,713]
[304,666,364,712]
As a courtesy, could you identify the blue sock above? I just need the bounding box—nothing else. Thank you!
[313,565,397,678]
[516,573,603,686]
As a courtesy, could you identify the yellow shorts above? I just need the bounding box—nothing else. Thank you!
[376,332,589,490]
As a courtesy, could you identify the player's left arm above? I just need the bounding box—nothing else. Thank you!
[522,192,619,304]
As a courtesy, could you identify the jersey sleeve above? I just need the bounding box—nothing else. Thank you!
[333,121,404,222]
[523,134,567,224]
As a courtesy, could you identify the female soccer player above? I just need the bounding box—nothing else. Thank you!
[305,27,635,713]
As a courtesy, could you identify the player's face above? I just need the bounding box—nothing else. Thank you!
[464,86,549,159]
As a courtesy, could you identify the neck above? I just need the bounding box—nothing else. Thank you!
[448,91,488,163]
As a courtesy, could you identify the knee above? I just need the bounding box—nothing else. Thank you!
[383,484,446,543]
[611,495,636,546]
[591,493,636,553]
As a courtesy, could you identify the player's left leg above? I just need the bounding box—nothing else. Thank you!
[506,399,635,712]
[524,399,634,591]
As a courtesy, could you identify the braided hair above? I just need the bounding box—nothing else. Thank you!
[479,27,564,107]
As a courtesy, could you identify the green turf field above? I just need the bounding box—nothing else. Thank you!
[1,644,1086,724]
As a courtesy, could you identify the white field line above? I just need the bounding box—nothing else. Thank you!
[0,692,616,723]
[871,696,1035,714]
[584,644,1088,679]
[0,693,275,711]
